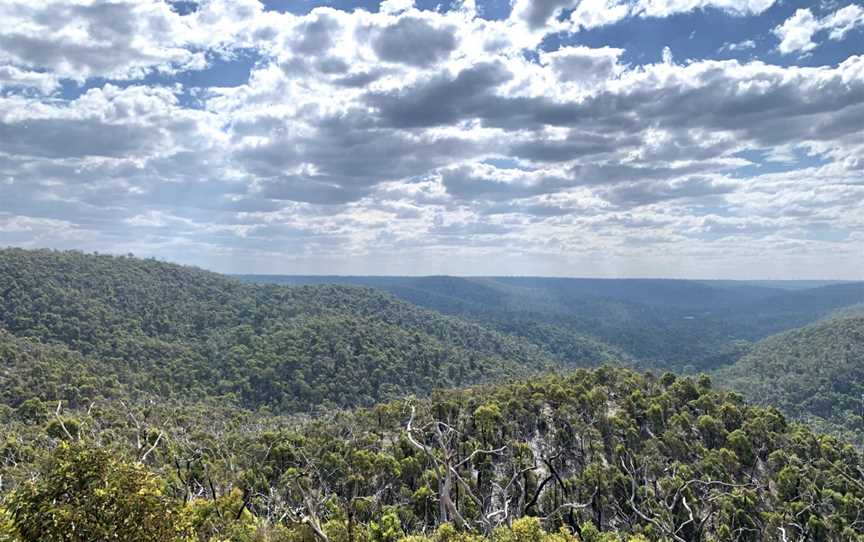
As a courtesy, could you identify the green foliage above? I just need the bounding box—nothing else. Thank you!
[0,248,564,412]
[3,369,864,541]
[181,489,258,542]
[5,442,184,542]
[717,317,864,444]
[370,510,404,542]
[240,274,864,372]
[0,507,17,542]
[2,249,864,541]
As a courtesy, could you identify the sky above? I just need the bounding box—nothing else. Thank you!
[0,0,862,278]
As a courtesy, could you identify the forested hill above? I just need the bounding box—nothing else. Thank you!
[715,317,864,443]
[239,274,864,371]
[3,249,864,540]
[0,248,619,412]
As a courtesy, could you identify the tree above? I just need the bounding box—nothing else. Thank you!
[6,442,184,542]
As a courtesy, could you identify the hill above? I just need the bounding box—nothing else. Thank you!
[715,317,864,443]
[4,367,864,541]
[824,303,864,321]
[2,251,864,540]
[0,248,622,412]
[720,283,864,338]
[239,275,864,371]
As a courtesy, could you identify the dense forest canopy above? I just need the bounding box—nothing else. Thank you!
[5,367,864,541]
[240,275,864,372]
[1,248,622,412]
[2,248,864,541]
[716,317,864,444]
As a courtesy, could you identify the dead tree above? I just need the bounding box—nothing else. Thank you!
[405,404,507,534]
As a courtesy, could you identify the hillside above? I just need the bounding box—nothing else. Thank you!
[721,283,864,338]
[239,275,864,371]
[2,250,864,540]
[0,330,128,412]
[5,367,864,541]
[715,317,864,443]
[0,248,622,412]
[824,303,864,321]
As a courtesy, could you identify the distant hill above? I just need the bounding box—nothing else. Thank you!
[0,329,126,412]
[0,249,621,412]
[720,283,864,337]
[824,303,864,321]
[239,275,787,310]
[240,275,864,371]
[3,252,864,540]
[715,317,864,443]
[702,279,854,291]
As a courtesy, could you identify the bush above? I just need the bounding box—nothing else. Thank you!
[5,442,184,542]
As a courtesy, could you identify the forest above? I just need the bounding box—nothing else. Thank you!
[240,275,864,373]
[2,249,864,541]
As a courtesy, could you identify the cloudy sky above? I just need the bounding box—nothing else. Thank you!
[1,0,862,278]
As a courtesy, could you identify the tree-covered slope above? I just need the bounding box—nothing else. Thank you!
[0,330,127,412]
[716,317,864,442]
[242,275,864,372]
[0,248,622,411]
[5,367,864,541]
[720,283,864,338]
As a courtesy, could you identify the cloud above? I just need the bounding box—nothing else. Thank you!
[570,0,633,30]
[774,5,864,55]
[371,16,458,67]
[600,176,737,207]
[0,0,861,277]
[823,4,864,40]
[0,0,279,82]
[635,0,775,18]
[510,0,777,34]
[379,0,415,14]
[0,65,59,94]
[774,9,823,54]
[509,0,578,30]
[0,0,200,81]
[718,39,756,53]
[540,46,624,84]
[509,131,632,163]
[440,164,573,201]
[365,61,513,128]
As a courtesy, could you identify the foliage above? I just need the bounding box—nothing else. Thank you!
[716,317,864,444]
[0,248,568,412]
[3,249,864,541]
[5,368,864,541]
[240,275,864,371]
[5,442,184,542]
[0,508,17,542]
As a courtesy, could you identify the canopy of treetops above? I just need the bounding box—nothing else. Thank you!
[4,368,864,542]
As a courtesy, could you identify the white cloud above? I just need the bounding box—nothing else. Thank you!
[0,0,285,82]
[774,9,824,54]
[0,65,58,94]
[635,0,775,18]
[570,0,632,30]
[0,0,861,277]
[662,46,674,64]
[0,0,199,81]
[824,3,864,39]
[379,0,415,14]
[774,4,864,55]
[718,39,757,52]
[510,0,777,34]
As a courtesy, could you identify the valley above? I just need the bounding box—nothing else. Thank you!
[2,249,864,541]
